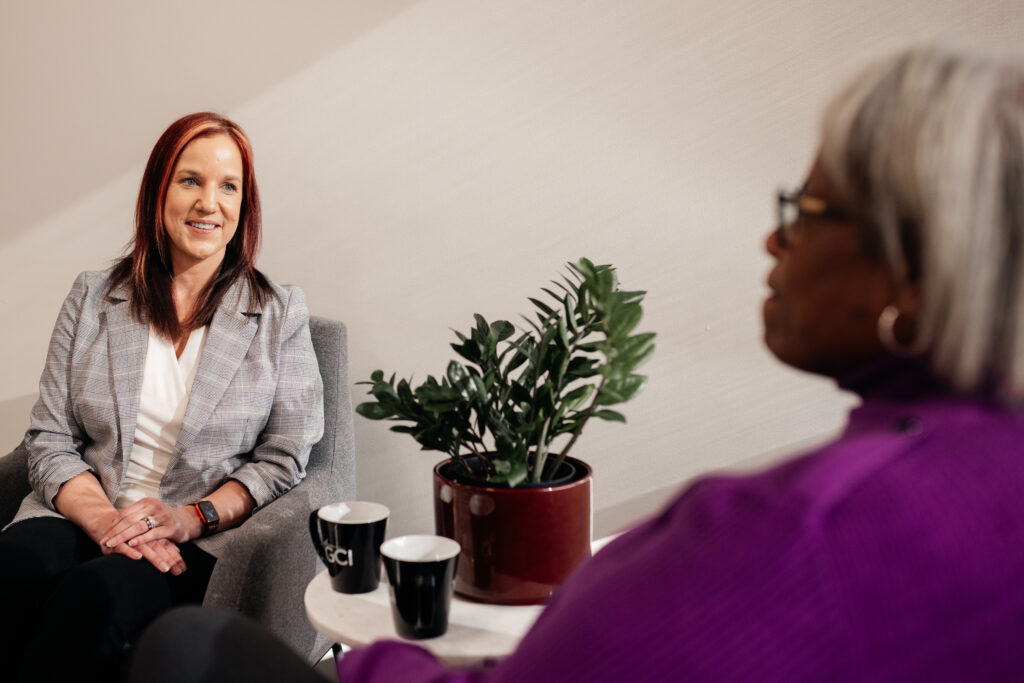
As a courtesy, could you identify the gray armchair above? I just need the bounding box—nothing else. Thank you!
[0,315,354,665]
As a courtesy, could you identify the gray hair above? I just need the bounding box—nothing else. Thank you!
[819,43,1024,401]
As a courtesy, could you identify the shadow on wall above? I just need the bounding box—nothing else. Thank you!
[0,394,34,452]
[593,482,684,537]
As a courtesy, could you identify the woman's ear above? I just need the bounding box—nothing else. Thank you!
[882,281,923,352]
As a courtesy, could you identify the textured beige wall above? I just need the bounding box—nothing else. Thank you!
[2,0,1022,538]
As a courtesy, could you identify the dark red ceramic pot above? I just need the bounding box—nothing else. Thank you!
[433,456,593,605]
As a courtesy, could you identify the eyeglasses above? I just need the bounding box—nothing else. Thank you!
[775,187,862,247]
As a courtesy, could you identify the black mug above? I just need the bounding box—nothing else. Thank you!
[309,501,390,593]
[381,535,461,639]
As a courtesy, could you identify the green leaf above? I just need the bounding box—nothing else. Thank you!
[397,379,414,403]
[447,360,470,387]
[566,357,599,378]
[562,384,595,410]
[450,339,482,364]
[483,329,497,360]
[505,348,530,374]
[416,381,464,411]
[619,289,647,305]
[529,297,556,317]
[474,313,490,337]
[534,325,557,372]
[554,415,586,434]
[541,287,563,304]
[597,385,624,404]
[592,409,626,422]
[519,314,543,337]
[504,461,528,488]
[491,320,515,342]
[557,316,569,349]
[564,293,578,335]
[597,374,647,405]
[577,286,591,319]
[537,381,556,416]
[607,302,643,339]
[620,332,656,358]
[615,336,656,375]
[471,373,488,402]
[510,380,532,406]
[368,380,398,401]
[388,425,417,434]
[598,333,657,380]
[574,257,597,281]
[550,278,574,298]
[355,402,393,420]
[563,269,583,288]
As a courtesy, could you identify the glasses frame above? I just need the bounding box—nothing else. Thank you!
[775,187,862,247]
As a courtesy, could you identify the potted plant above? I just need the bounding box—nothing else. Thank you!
[357,258,655,604]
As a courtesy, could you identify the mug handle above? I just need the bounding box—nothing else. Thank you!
[309,510,324,562]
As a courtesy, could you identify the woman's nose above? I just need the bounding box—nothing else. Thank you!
[196,186,216,213]
[765,226,783,257]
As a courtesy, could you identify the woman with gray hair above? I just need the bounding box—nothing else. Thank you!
[813,43,1024,394]
[131,43,1024,682]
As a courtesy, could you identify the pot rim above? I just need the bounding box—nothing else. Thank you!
[434,455,593,493]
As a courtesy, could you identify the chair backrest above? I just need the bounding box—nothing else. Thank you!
[0,314,355,526]
[305,315,356,504]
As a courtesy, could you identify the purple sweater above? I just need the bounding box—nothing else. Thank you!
[338,361,1024,681]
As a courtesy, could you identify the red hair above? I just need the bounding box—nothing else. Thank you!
[111,112,271,337]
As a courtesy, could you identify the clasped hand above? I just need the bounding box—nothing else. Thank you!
[98,498,199,576]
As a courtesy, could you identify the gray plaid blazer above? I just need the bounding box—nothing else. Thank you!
[9,268,324,555]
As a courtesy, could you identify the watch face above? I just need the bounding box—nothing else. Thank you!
[198,500,219,523]
[197,500,219,536]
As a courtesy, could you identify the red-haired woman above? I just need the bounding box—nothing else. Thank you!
[0,112,324,682]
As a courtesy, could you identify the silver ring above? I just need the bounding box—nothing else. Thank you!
[143,516,156,531]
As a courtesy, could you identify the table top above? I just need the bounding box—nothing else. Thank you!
[305,535,620,667]
[304,570,545,667]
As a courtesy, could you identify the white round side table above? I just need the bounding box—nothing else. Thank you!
[304,570,544,667]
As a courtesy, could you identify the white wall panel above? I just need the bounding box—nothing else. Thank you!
[2,0,1021,536]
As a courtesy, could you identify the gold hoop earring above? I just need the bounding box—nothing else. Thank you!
[877,304,925,357]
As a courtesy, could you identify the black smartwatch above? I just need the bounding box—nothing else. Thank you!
[194,500,220,537]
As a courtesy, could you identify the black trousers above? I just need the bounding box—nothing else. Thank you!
[131,606,327,683]
[0,517,216,683]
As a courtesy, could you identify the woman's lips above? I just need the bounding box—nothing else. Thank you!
[187,221,219,232]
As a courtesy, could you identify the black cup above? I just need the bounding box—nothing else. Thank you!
[381,535,461,639]
[309,501,389,593]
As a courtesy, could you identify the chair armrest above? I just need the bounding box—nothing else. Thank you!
[0,442,30,527]
[201,482,334,664]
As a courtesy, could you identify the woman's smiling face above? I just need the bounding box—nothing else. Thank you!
[162,133,243,276]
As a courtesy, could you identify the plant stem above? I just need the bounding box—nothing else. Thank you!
[532,417,552,483]
[464,441,494,478]
[450,449,468,476]
[548,376,606,478]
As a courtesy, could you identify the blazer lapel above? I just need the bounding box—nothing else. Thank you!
[172,280,260,463]
[104,282,148,467]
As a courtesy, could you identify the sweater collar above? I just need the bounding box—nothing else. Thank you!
[837,354,950,402]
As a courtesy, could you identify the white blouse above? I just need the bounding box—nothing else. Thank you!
[114,325,209,509]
